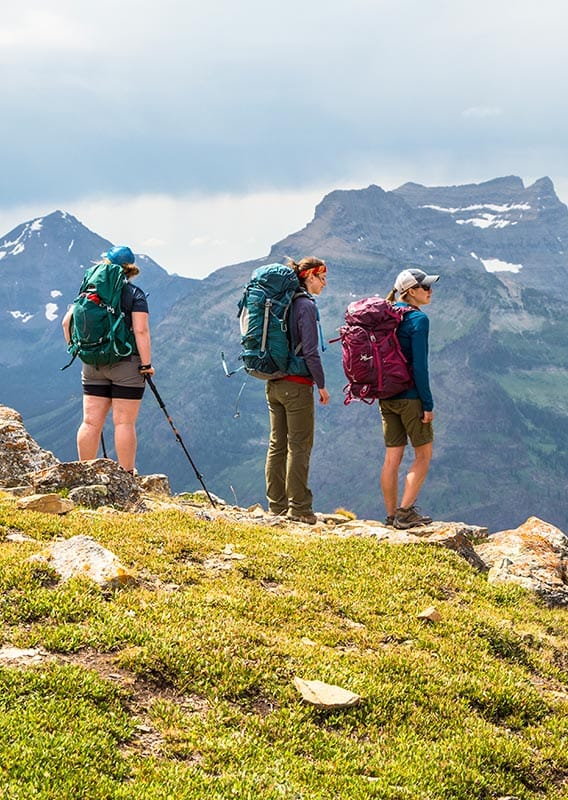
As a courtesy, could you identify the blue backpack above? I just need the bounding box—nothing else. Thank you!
[237,263,312,380]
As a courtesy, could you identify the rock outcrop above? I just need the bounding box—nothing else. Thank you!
[3,403,568,606]
[476,516,568,606]
[0,406,59,487]
[32,459,143,511]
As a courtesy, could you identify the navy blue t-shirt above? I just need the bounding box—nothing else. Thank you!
[121,282,148,331]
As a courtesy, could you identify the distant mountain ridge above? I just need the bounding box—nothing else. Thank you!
[270,176,568,291]
[1,178,567,532]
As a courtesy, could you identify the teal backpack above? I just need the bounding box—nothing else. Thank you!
[237,263,314,380]
[63,261,136,369]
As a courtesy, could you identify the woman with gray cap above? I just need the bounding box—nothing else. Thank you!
[379,267,439,529]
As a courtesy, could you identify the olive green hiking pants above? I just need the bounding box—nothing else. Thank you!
[265,380,314,515]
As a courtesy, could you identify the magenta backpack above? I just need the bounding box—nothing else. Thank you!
[336,297,415,405]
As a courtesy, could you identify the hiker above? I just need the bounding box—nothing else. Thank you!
[61,245,154,473]
[379,268,439,529]
[265,257,330,525]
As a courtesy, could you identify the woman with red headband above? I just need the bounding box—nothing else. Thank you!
[265,257,330,525]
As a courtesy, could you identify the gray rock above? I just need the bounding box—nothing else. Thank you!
[32,534,137,589]
[476,516,568,606]
[69,484,109,508]
[138,474,171,495]
[0,405,59,487]
[33,459,143,511]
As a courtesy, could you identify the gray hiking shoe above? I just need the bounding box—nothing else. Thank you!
[384,515,395,527]
[393,505,432,530]
[287,510,318,525]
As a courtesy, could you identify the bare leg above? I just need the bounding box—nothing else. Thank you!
[400,442,433,508]
[381,445,405,516]
[78,395,112,461]
[112,398,142,472]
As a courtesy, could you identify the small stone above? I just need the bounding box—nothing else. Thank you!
[0,647,51,665]
[6,531,34,542]
[138,474,171,495]
[293,677,361,709]
[192,489,226,506]
[417,606,442,622]
[17,493,75,515]
[221,544,246,560]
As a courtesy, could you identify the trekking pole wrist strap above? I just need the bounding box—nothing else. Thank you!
[138,363,152,371]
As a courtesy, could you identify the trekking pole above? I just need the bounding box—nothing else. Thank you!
[100,431,108,458]
[144,376,217,508]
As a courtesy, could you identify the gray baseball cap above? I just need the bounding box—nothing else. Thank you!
[395,268,440,294]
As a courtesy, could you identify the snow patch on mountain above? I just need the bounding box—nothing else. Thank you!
[9,311,33,323]
[45,304,58,321]
[481,258,523,274]
[422,202,530,230]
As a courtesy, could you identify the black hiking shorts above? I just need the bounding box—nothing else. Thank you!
[82,356,145,400]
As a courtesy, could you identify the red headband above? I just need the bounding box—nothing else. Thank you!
[299,264,327,279]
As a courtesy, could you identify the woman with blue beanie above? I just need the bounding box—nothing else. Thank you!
[62,245,154,473]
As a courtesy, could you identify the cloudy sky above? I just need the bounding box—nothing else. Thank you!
[1,0,567,277]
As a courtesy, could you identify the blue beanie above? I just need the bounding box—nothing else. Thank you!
[105,245,135,266]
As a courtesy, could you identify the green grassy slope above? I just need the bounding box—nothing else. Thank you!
[1,498,568,799]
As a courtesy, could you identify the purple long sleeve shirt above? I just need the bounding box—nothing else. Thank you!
[290,295,325,389]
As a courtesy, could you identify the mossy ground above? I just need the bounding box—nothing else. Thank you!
[1,496,568,799]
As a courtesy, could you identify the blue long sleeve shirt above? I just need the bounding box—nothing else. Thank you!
[389,302,433,411]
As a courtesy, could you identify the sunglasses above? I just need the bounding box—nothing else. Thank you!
[411,283,432,292]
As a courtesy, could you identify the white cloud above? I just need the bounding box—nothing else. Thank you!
[462,107,503,119]
[69,189,328,278]
[0,9,88,51]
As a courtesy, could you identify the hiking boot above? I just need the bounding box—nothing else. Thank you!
[393,505,432,530]
[384,515,395,527]
[287,511,318,525]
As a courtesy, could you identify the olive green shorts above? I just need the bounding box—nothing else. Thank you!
[379,398,434,448]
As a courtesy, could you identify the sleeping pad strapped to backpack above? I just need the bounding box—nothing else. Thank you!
[63,261,136,369]
[237,263,311,380]
[337,296,415,404]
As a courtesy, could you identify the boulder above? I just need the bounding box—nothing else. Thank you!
[32,534,136,589]
[0,405,59,487]
[32,458,143,511]
[69,484,109,508]
[476,517,568,606]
